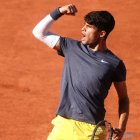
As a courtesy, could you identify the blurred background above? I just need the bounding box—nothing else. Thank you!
[0,0,140,139]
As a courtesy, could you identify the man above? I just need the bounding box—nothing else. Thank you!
[32,4,129,140]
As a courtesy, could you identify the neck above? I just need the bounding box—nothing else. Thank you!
[90,40,107,52]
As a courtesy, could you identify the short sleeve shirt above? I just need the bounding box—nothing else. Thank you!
[56,37,126,124]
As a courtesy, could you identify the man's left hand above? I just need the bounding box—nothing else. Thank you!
[113,128,124,140]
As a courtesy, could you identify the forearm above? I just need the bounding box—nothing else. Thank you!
[32,14,54,38]
[32,4,77,36]
[32,8,63,48]
[32,8,63,35]
[118,97,129,131]
[32,4,77,48]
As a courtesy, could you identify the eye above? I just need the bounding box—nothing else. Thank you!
[87,24,94,28]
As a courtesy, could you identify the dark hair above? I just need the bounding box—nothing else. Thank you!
[84,11,115,39]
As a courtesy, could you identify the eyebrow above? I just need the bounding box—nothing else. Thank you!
[86,24,94,28]
[86,23,98,30]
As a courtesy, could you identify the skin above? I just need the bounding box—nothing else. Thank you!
[81,22,107,51]
[54,4,129,140]
[113,82,129,140]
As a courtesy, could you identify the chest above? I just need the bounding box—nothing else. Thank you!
[66,51,115,83]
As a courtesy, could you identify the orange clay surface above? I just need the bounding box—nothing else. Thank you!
[0,0,140,140]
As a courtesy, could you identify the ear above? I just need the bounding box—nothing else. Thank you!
[100,31,106,38]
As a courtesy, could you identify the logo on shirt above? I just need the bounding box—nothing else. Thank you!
[101,59,109,64]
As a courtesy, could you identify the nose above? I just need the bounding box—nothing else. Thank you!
[81,25,86,31]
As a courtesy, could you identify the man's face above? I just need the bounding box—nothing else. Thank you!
[81,22,101,46]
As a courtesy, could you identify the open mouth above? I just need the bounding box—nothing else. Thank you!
[81,32,86,39]
[81,32,86,37]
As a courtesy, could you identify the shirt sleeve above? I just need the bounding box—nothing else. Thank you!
[57,37,66,57]
[57,37,78,57]
[112,60,127,82]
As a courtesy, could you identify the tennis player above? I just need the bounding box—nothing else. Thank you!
[32,4,129,140]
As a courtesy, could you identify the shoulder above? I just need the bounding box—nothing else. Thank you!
[60,37,80,45]
[60,36,82,50]
[107,50,127,82]
[105,49,125,68]
[57,37,82,57]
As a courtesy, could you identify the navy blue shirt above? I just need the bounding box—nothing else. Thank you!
[56,37,126,124]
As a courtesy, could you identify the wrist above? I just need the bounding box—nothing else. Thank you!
[50,7,64,20]
[119,127,126,133]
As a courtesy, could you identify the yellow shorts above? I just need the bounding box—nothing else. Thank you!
[47,115,105,140]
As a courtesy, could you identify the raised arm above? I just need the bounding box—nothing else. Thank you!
[32,4,77,51]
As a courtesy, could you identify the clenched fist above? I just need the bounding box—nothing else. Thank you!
[59,4,78,15]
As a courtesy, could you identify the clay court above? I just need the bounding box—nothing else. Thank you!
[0,0,140,140]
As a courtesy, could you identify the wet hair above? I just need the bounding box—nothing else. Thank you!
[84,11,115,39]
